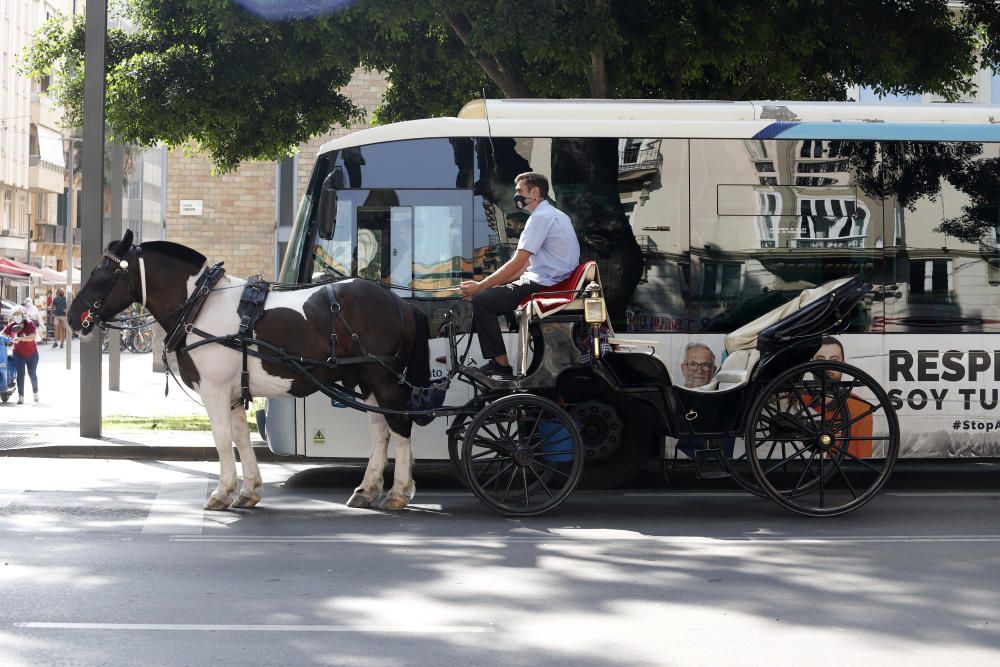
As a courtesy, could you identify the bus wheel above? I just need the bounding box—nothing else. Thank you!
[577,402,648,490]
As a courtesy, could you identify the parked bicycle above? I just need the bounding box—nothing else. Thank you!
[101,314,153,354]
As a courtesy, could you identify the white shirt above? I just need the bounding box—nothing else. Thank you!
[515,200,580,286]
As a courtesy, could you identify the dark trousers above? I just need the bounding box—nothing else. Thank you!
[12,351,39,396]
[472,281,544,360]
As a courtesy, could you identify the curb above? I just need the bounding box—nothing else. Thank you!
[0,443,309,462]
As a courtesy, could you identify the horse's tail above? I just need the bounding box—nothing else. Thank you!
[404,303,431,388]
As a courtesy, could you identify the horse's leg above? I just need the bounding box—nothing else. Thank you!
[378,415,415,511]
[202,388,239,511]
[346,396,390,508]
[230,404,263,508]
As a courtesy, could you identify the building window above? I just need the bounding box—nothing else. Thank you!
[792,197,869,248]
[700,261,742,301]
[755,191,782,248]
[908,259,954,303]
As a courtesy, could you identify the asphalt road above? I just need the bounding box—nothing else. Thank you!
[1,458,999,666]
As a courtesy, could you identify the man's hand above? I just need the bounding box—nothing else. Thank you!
[459,280,484,301]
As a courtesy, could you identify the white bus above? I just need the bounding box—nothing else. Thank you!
[262,98,1000,481]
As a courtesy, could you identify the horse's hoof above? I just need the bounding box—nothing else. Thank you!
[346,491,373,508]
[203,493,233,511]
[231,490,261,508]
[378,494,409,511]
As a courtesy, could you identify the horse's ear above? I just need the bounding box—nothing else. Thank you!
[120,229,133,249]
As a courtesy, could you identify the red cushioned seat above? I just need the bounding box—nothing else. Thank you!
[517,261,600,319]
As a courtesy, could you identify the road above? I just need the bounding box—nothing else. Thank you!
[1,458,999,666]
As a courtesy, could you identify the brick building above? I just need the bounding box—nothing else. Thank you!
[164,70,388,279]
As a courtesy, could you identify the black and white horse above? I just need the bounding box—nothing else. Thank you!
[68,231,427,512]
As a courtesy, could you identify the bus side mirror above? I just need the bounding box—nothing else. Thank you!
[316,171,341,240]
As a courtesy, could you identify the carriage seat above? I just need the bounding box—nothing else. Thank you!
[687,349,761,392]
[516,261,600,320]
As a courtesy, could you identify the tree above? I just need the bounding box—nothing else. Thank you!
[23,0,1000,316]
[24,0,1000,170]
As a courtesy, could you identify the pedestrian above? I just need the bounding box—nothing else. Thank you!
[1,306,39,404]
[23,297,43,336]
[52,288,67,348]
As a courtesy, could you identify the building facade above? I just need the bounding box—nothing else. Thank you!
[1,1,77,274]
[164,69,388,280]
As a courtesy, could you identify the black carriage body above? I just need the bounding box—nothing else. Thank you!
[589,276,868,441]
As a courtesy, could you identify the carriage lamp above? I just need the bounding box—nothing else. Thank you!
[583,281,607,360]
[583,282,606,324]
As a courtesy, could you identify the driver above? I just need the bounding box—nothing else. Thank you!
[459,172,580,379]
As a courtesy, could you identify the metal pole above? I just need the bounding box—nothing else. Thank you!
[80,0,107,438]
[108,141,123,390]
[65,140,74,370]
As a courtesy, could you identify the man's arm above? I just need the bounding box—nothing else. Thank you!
[460,249,532,299]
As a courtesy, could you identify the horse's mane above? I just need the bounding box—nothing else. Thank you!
[140,241,207,268]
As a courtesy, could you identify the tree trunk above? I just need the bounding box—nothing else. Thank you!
[550,138,643,322]
[444,13,532,98]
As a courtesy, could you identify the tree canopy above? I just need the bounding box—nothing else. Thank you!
[23,0,1000,172]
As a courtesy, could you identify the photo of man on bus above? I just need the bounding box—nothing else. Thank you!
[811,335,874,458]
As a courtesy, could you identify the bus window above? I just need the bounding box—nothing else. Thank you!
[326,139,473,190]
[473,135,690,332]
[882,141,1000,333]
[310,189,471,300]
[692,138,883,334]
[312,192,356,281]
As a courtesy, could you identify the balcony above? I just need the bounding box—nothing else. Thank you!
[789,235,866,249]
[906,290,956,305]
[28,155,65,194]
[34,224,81,245]
[619,148,662,181]
[30,91,61,129]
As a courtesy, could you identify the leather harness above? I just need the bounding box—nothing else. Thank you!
[167,265,409,409]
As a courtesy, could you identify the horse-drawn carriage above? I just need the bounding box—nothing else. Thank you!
[442,262,898,517]
[70,233,899,517]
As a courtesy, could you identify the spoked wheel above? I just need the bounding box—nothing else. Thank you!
[745,360,899,517]
[130,329,153,353]
[461,394,583,516]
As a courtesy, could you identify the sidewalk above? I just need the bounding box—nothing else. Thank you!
[0,340,272,460]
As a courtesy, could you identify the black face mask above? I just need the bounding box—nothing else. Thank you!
[513,194,531,210]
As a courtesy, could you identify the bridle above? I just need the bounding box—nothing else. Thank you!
[79,245,148,330]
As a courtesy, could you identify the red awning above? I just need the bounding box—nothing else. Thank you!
[0,259,32,277]
[0,257,43,276]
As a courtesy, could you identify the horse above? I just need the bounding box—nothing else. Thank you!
[68,230,429,512]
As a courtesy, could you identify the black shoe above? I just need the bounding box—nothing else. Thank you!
[479,359,514,379]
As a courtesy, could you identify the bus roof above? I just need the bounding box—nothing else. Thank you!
[318,99,1000,155]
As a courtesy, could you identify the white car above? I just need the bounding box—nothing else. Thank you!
[0,299,17,324]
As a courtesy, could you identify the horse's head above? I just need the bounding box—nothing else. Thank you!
[68,230,137,335]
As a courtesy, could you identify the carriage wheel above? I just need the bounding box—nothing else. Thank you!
[745,360,899,517]
[131,329,153,353]
[461,394,583,516]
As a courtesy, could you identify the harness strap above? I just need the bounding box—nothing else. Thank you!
[138,248,148,309]
[325,283,341,364]
[164,261,226,353]
[236,275,270,409]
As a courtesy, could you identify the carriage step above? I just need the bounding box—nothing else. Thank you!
[694,449,730,480]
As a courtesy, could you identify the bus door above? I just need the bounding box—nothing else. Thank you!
[304,188,473,459]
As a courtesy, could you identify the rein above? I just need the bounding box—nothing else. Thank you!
[80,246,148,330]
